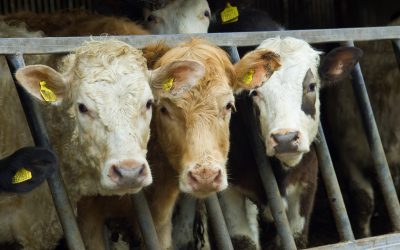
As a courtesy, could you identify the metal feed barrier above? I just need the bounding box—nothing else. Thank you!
[1,26,400,250]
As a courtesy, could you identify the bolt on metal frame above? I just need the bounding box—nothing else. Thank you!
[1,26,400,249]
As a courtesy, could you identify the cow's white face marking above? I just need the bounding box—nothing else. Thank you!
[250,37,322,167]
[143,0,210,34]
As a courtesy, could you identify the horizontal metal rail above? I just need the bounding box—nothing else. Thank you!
[343,41,400,232]
[5,54,85,250]
[315,124,355,241]
[0,26,399,54]
[307,232,400,250]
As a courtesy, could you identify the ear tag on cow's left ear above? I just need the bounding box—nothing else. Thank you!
[243,69,255,85]
[12,168,32,184]
[221,3,239,24]
[39,81,57,102]
[162,78,174,92]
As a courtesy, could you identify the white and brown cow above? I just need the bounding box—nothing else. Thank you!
[221,37,363,249]
[76,38,281,250]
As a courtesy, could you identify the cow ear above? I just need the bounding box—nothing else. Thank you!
[16,65,67,106]
[234,48,281,92]
[319,46,363,86]
[148,60,205,97]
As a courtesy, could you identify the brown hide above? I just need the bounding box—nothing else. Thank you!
[2,10,149,36]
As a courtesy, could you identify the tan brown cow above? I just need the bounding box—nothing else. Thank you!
[77,38,281,250]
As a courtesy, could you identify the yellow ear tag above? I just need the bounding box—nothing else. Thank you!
[162,78,174,92]
[243,69,255,85]
[12,168,32,184]
[221,3,239,24]
[39,81,57,102]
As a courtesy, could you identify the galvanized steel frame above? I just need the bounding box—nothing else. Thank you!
[1,25,400,249]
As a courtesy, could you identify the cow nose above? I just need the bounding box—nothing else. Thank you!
[187,167,222,192]
[271,130,300,153]
[108,160,148,186]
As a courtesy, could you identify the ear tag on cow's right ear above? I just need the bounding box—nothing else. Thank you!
[162,78,174,92]
[221,3,239,24]
[12,168,32,184]
[243,69,255,85]
[39,81,57,102]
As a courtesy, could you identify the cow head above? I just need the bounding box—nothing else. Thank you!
[238,37,362,167]
[15,40,157,195]
[148,39,280,197]
[143,0,211,34]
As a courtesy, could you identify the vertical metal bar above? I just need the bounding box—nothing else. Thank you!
[172,195,197,249]
[49,0,55,12]
[205,194,234,250]
[343,40,400,232]
[131,191,161,250]
[30,0,36,12]
[315,124,355,241]
[225,46,297,250]
[5,54,86,250]
[392,39,400,70]
[36,0,42,12]
[102,224,112,250]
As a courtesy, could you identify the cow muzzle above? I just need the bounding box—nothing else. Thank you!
[106,159,152,189]
[270,129,300,153]
[183,165,227,197]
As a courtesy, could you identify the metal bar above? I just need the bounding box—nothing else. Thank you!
[392,39,400,70]
[102,224,112,250]
[205,194,234,250]
[0,26,399,54]
[172,195,197,249]
[343,40,400,232]
[306,232,400,250]
[5,54,85,250]
[315,124,355,241]
[131,192,161,250]
[226,46,297,250]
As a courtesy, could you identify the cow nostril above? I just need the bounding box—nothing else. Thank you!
[139,164,146,176]
[112,165,123,178]
[188,171,199,184]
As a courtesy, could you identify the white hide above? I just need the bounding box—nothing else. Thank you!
[251,37,322,166]
[0,34,154,249]
[143,0,210,34]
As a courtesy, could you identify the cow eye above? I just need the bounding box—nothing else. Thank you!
[147,15,156,22]
[308,83,316,92]
[250,90,259,97]
[146,99,153,110]
[78,103,88,114]
[160,106,169,115]
[226,102,236,112]
[204,10,210,18]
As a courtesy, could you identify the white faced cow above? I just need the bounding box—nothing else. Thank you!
[221,37,362,249]
[142,0,211,34]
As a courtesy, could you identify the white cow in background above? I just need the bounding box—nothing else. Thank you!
[142,0,211,34]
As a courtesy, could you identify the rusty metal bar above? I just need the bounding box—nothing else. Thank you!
[205,194,234,250]
[343,40,400,232]
[172,195,197,249]
[315,124,355,241]
[226,46,297,250]
[392,39,400,70]
[5,53,85,250]
[131,191,161,250]
[0,26,400,54]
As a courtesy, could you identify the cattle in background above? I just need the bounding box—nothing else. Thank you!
[0,22,187,247]
[221,37,363,249]
[323,18,400,238]
[76,38,281,250]
[142,0,211,34]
